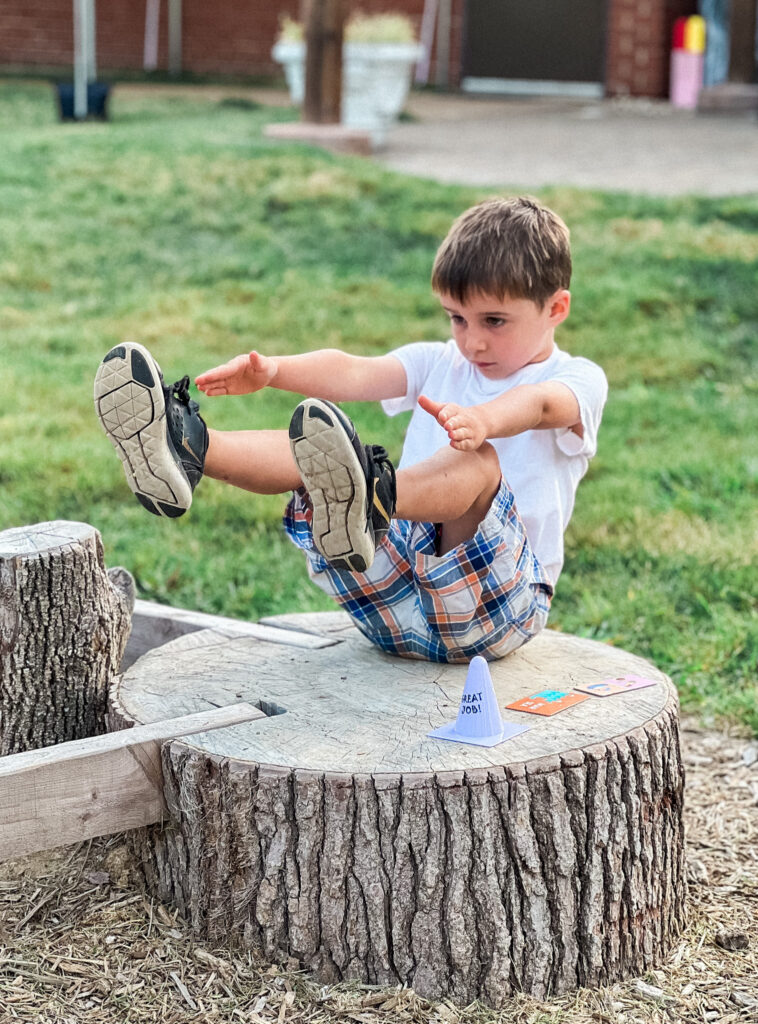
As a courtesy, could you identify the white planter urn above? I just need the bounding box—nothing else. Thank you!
[272,40,424,147]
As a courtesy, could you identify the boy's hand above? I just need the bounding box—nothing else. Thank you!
[418,394,488,451]
[195,351,277,397]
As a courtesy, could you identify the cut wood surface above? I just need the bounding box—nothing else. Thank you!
[113,611,687,1005]
[0,703,264,861]
[0,521,134,754]
[116,618,673,773]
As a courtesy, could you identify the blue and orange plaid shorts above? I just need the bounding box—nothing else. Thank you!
[283,478,553,663]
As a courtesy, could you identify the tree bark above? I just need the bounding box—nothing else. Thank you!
[114,614,687,1006]
[0,521,134,754]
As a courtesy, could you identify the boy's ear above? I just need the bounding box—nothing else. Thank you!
[547,289,571,325]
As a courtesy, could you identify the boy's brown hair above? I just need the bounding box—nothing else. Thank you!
[431,196,571,307]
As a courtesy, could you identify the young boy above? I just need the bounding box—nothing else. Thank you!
[94,196,607,664]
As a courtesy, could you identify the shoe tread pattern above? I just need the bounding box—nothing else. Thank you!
[290,402,373,571]
[94,344,192,514]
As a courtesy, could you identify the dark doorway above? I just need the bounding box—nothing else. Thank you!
[463,0,608,92]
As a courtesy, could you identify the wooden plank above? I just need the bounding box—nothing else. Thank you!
[121,598,340,671]
[304,0,346,123]
[258,609,361,640]
[0,703,264,862]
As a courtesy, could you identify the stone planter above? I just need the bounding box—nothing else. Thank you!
[272,40,423,147]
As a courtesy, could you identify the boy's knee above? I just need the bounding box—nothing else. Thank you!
[434,441,501,505]
[477,440,500,473]
[471,441,502,495]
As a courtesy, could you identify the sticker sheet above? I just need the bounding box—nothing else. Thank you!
[574,674,659,697]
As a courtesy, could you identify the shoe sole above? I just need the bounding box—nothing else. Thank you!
[94,342,192,517]
[289,399,374,572]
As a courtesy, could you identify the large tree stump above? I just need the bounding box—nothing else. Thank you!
[112,613,686,1006]
[0,521,134,754]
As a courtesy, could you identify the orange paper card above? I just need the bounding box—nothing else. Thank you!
[506,689,588,716]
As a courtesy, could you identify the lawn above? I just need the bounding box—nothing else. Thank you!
[1,80,756,732]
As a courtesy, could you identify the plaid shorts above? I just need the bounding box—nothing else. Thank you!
[283,478,553,664]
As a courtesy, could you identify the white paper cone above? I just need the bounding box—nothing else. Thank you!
[428,656,529,747]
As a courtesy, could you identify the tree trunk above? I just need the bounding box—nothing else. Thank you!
[114,613,687,1006]
[0,520,134,754]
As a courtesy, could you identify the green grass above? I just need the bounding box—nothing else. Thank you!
[1,80,756,731]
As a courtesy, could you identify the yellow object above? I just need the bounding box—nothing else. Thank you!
[685,15,706,54]
[276,12,416,45]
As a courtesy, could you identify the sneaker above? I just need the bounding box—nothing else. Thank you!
[288,398,396,572]
[94,342,208,518]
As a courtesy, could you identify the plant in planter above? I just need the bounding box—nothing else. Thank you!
[272,12,424,147]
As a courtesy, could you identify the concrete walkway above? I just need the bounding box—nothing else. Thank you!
[374,92,758,196]
[116,82,757,196]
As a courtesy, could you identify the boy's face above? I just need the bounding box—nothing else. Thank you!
[438,289,570,379]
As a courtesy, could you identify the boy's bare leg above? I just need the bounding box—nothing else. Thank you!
[205,421,499,555]
[204,428,301,494]
[395,443,501,554]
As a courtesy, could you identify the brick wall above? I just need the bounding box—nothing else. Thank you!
[0,0,684,97]
[0,1,429,79]
[606,0,696,97]
[183,0,296,77]
[0,0,302,78]
[0,1,74,68]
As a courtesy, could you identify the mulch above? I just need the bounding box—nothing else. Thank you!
[0,717,756,1024]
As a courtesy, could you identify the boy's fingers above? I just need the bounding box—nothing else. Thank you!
[197,352,252,385]
[196,358,236,384]
[195,369,221,386]
[418,394,443,418]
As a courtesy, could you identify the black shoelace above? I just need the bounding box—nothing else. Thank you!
[171,375,192,406]
[369,444,396,491]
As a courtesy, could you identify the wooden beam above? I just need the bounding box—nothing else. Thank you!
[122,597,338,672]
[303,0,346,124]
[0,703,264,862]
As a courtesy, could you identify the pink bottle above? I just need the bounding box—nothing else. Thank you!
[670,15,706,110]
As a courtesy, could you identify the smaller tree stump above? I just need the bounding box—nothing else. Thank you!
[0,521,134,754]
[113,613,687,1006]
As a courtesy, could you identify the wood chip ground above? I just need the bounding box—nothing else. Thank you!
[0,718,755,1024]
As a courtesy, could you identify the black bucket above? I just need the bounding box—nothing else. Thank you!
[55,81,110,121]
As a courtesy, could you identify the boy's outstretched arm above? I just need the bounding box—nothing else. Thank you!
[419,382,582,451]
[196,349,406,403]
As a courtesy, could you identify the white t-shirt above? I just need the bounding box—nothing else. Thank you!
[381,340,608,586]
